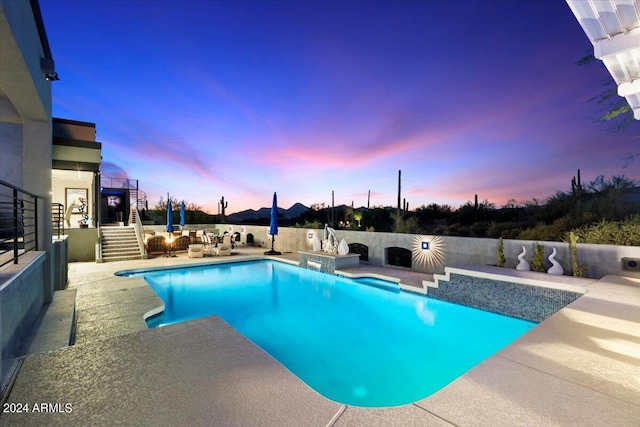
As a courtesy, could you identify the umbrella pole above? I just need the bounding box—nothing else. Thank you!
[264,235,281,255]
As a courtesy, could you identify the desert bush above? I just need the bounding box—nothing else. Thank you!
[569,216,640,246]
[531,243,546,272]
[393,215,423,234]
[569,232,587,277]
[496,237,506,267]
[293,220,322,229]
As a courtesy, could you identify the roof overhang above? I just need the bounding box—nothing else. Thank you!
[566,0,640,120]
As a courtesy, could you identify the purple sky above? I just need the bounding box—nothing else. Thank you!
[40,0,639,214]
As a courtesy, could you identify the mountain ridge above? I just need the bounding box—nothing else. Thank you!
[227,202,310,222]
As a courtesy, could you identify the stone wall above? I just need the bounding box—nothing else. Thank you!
[145,223,640,279]
[0,253,46,378]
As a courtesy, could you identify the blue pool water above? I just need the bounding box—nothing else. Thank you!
[127,260,535,407]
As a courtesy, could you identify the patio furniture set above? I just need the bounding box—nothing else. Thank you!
[144,231,233,258]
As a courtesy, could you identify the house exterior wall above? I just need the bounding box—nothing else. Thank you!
[0,100,24,188]
[0,0,57,385]
[51,118,102,228]
[52,118,96,141]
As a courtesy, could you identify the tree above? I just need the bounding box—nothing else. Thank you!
[577,54,635,132]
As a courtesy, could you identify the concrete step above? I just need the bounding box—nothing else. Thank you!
[101,227,135,232]
[102,241,139,248]
[102,247,142,254]
[20,289,76,355]
[102,254,143,262]
[102,247,140,253]
[99,226,143,261]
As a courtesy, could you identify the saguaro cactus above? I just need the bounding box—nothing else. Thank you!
[219,196,228,223]
[571,169,583,199]
[397,170,402,217]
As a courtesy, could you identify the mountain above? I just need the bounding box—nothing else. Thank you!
[285,202,310,218]
[227,203,310,222]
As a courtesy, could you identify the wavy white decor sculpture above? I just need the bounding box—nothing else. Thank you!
[547,247,564,275]
[312,236,322,251]
[338,239,349,255]
[516,246,530,271]
[323,226,339,254]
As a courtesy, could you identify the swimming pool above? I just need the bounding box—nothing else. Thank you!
[126,260,535,407]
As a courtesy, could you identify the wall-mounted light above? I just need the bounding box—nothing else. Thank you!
[41,57,59,81]
[308,232,314,239]
[412,235,446,269]
[241,227,245,233]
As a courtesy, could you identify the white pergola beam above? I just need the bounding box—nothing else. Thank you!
[594,26,640,58]
[619,78,640,95]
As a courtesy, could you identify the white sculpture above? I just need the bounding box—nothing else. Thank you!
[312,236,322,251]
[547,247,564,275]
[516,246,530,271]
[322,225,339,254]
[338,239,349,255]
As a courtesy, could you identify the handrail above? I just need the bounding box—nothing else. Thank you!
[0,179,40,268]
[96,224,102,262]
[131,207,147,257]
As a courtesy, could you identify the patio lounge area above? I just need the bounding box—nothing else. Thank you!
[1,246,639,426]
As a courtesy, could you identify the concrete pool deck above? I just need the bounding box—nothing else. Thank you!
[1,247,639,426]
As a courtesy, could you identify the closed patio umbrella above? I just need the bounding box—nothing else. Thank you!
[180,201,185,229]
[265,192,281,255]
[166,195,174,233]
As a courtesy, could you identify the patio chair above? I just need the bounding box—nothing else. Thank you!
[172,235,191,253]
[216,234,232,256]
[145,235,167,257]
[200,234,215,256]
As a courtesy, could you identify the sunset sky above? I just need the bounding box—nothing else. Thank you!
[40,0,639,214]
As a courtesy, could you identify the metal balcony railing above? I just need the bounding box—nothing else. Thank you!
[0,179,39,269]
[52,202,64,238]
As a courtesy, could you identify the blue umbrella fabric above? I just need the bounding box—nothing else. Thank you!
[166,198,174,233]
[265,192,281,255]
[269,192,278,236]
[180,201,185,228]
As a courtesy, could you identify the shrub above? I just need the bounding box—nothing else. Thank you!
[531,243,546,272]
[393,215,423,234]
[569,232,587,277]
[496,237,506,267]
[569,216,640,246]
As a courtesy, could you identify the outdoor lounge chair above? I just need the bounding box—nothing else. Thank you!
[216,234,232,256]
[200,234,215,256]
[145,235,167,257]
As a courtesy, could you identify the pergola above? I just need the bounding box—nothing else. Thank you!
[566,0,640,120]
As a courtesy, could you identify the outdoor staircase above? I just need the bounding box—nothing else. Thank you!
[100,226,143,262]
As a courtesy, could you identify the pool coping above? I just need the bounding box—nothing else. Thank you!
[3,249,639,426]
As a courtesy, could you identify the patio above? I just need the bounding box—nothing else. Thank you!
[1,247,639,426]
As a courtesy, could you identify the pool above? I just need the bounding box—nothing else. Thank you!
[125,260,535,407]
